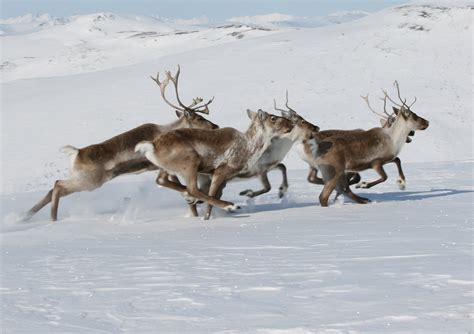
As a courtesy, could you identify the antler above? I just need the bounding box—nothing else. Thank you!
[274,90,297,114]
[151,65,214,114]
[382,80,416,109]
[361,93,390,119]
[379,93,393,118]
[150,72,183,111]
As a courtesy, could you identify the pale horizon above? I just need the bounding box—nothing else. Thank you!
[1,0,408,20]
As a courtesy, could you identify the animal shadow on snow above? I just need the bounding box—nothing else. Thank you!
[365,188,473,203]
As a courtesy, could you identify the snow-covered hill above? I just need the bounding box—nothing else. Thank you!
[0,12,279,82]
[228,11,369,29]
[1,3,473,333]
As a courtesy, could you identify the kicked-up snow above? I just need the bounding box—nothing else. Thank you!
[1,2,473,333]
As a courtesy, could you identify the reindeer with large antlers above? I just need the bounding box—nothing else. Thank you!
[305,90,416,193]
[236,91,320,199]
[24,65,218,221]
[135,109,294,220]
[302,81,428,206]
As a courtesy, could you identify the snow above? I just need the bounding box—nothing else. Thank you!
[1,162,473,332]
[1,2,473,333]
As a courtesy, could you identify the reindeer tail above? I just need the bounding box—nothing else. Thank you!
[135,141,155,155]
[61,145,79,165]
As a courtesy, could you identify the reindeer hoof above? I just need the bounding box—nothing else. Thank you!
[183,192,201,205]
[356,182,369,189]
[225,204,241,212]
[239,189,254,197]
[397,179,406,190]
[278,185,288,198]
[358,196,371,204]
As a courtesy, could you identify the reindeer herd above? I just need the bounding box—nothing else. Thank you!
[24,66,429,221]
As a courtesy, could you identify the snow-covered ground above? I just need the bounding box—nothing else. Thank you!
[1,161,473,332]
[1,2,473,333]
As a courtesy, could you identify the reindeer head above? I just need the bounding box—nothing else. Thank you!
[362,80,429,135]
[391,105,429,131]
[247,109,293,137]
[175,109,219,130]
[274,91,320,141]
[151,65,219,130]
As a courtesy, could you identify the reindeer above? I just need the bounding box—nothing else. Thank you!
[24,66,218,221]
[304,90,417,193]
[135,109,294,220]
[237,92,320,199]
[302,81,429,206]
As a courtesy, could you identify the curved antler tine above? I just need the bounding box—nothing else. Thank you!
[150,72,159,85]
[284,90,297,113]
[273,98,287,113]
[151,70,183,111]
[409,96,417,108]
[393,80,408,107]
[378,95,392,117]
[382,88,403,108]
[164,65,188,109]
[361,93,388,119]
[187,97,204,109]
[193,96,214,114]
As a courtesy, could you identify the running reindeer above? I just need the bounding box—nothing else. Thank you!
[135,109,294,220]
[236,91,320,199]
[25,66,218,221]
[301,80,429,206]
[305,90,416,192]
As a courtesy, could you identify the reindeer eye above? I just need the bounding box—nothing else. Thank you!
[271,116,276,122]
[301,120,306,125]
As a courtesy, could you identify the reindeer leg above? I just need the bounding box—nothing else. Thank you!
[23,189,54,221]
[274,163,289,198]
[307,167,324,185]
[183,169,237,216]
[334,174,370,204]
[239,172,271,198]
[392,157,406,190]
[156,170,187,192]
[319,177,338,207]
[51,179,88,221]
[347,173,361,186]
[356,162,388,189]
[155,171,201,216]
[204,176,229,220]
[343,187,371,204]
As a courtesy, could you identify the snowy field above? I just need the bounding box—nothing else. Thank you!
[1,162,473,332]
[1,2,473,333]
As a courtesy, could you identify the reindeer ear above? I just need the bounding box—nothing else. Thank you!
[246,109,257,120]
[257,109,268,121]
[175,110,183,118]
[392,107,400,115]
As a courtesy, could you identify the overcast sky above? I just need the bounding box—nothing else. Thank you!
[1,0,408,19]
